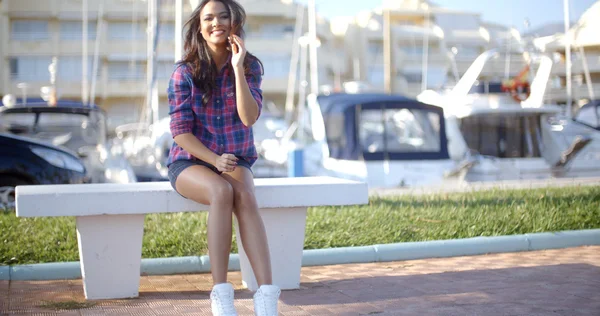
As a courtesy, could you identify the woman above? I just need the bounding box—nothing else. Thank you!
[166,1,279,315]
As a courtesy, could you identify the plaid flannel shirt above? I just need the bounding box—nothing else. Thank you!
[167,57,263,166]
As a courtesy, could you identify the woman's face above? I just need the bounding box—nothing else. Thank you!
[200,1,231,48]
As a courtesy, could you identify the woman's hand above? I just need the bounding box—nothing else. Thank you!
[230,34,246,71]
[215,153,238,173]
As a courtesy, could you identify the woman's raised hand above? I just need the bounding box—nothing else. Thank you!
[230,34,246,71]
[215,153,238,173]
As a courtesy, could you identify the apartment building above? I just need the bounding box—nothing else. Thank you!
[332,0,527,97]
[1,0,551,130]
[336,2,450,96]
[0,0,340,131]
[536,0,600,107]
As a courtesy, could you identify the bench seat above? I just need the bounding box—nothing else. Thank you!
[16,176,368,299]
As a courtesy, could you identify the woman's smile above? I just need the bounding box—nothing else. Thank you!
[211,29,227,37]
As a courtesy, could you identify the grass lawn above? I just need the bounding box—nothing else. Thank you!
[1,185,599,265]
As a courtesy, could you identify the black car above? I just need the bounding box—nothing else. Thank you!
[0,132,87,208]
[0,100,137,184]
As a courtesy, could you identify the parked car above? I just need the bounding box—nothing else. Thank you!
[0,132,87,208]
[0,100,136,184]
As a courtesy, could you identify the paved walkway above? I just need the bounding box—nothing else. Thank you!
[1,246,599,315]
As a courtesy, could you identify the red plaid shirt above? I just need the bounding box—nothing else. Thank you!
[167,58,263,166]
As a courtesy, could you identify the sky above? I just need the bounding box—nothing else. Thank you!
[293,0,597,33]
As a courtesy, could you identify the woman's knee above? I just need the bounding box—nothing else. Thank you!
[233,187,258,215]
[209,181,235,208]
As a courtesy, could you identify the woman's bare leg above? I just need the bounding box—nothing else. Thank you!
[176,166,235,285]
[221,168,272,285]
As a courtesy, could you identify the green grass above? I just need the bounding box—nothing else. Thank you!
[1,186,599,265]
[38,300,96,310]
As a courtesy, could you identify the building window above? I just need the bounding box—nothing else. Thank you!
[368,64,384,85]
[400,46,424,56]
[159,23,175,41]
[9,57,52,82]
[256,54,289,79]
[108,22,143,40]
[58,57,97,81]
[60,21,97,40]
[257,23,294,39]
[108,62,145,80]
[368,42,382,56]
[157,61,175,79]
[452,44,480,58]
[402,66,447,88]
[10,20,49,41]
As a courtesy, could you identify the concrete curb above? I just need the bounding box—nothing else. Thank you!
[2,229,599,281]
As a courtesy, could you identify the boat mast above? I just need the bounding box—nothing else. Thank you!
[421,3,430,92]
[90,3,104,107]
[563,0,572,117]
[82,0,89,105]
[308,0,319,95]
[285,5,305,124]
[146,0,160,126]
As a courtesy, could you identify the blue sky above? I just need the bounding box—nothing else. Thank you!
[294,0,597,32]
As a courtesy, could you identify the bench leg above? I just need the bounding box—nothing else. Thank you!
[235,207,307,291]
[76,214,145,300]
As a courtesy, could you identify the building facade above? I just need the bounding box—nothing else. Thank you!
[0,0,341,132]
[536,1,600,108]
[2,0,576,132]
[331,0,527,97]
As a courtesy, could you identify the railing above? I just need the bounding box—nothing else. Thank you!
[545,84,600,102]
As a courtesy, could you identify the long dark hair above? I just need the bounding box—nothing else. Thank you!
[180,0,263,106]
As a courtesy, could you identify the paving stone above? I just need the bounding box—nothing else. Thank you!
[1,246,598,315]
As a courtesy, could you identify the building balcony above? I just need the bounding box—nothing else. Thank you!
[246,37,295,54]
[551,55,600,76]
[318,49,348,72]
[261,77,289,94]
[8,40,54,55]
[397,51,449,67]
[6,80,96,100]
[452,57,528,79]
[243,1,297,18]
[4,0,56,16]
[103,80,169,98]
[544,83,600,103]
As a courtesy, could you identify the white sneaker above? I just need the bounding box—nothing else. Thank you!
[210,283,238,316]
[253,284,281,316]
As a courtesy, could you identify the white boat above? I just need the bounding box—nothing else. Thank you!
[418,49,600,181]
[260,92,457,188]
[575,100,600,131]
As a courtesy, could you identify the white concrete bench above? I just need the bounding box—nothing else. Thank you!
[15,176,368,300]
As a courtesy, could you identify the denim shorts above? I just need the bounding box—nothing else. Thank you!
[167,157,253,193]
